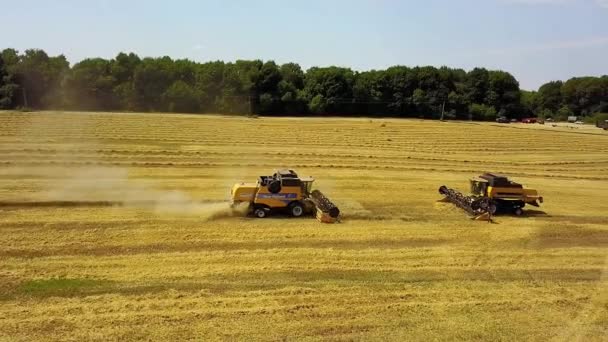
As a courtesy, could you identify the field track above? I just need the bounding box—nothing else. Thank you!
[1,111,607,341]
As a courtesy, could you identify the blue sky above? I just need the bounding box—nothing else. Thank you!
[1,0,606,89]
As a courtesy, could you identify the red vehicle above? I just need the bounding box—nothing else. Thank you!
[522,118,537,124]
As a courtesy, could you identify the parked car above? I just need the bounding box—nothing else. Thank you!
[522,118,537,124]
[510,118,518,123]
[545,118,554,122]
[496,117,509,123]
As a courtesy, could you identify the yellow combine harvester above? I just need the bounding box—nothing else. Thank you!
[439,173,543,218]
[231,169,340,223]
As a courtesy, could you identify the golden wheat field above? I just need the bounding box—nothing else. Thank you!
[1,111,607,341]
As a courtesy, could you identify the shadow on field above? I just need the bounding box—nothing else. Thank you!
[524,210,550,217]
[529,225,608,249]
[5,267,603,301]
[547,215,608,225]
[9,278,116,300]
[0,238,452,259]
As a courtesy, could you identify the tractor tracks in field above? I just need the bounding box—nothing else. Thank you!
[2,160,607,181]
[555,254,608,341]
[2,147,608,167]
[0,201,122,208]
[0,238,452,259]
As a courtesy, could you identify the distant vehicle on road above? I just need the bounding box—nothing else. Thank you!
[575,120,584,125]
[522,118,537,124]
[496,117,509,123]
[597,120,608,130]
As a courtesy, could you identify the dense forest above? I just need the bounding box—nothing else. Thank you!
[1,48,607,120]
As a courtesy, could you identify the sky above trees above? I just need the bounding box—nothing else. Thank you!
[1,0,606,90]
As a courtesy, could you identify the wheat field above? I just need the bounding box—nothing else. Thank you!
[1,111,607,341]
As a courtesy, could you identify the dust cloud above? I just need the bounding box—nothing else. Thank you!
[43,167,248,220]
[8,112,250,220]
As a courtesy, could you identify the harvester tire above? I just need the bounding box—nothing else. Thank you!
[488,203,498,215]
[254,207,268,218]
[268,180,281,194]
[289,202,304,217]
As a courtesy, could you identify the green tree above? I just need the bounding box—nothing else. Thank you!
[303,67,355,114]
[1,49,19,67]
[412,88,428,114]
[555,105,574,121]
[537,81,563,113]
[111,52,141,110]
[486,70,520,117]
[469,103,497,121]
[464,68,490,105]
[520,90,539,117]
[63,58,117,110]
[258,92,279,114]
[2,47,607,120]
[133,57,176,111]
[195,61,225,112]
[5,49,69,109]
[252,61,282,114]
[218,62,251,114]
[278,63,306,114]
[163,80,201,113]
[0,55,18,109]
[309,94,327,114]
[280,63,304,89]
[538,108,553,120]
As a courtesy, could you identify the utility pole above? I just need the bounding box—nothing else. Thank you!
[248,95,252,116]
[440,101,445,121]
[22,86,28,108]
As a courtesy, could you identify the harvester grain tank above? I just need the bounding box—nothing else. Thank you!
[439,173,543,218]
[231,169,340,223]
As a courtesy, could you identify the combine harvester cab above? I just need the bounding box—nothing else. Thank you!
[231,169,340,223]
[439,173,543,219]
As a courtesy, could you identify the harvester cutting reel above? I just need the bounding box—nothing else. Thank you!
[307,190,341,223]
[438,185,495,221]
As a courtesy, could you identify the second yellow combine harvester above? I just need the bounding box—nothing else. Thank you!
[439,173,543,219]
[230,169,340,223]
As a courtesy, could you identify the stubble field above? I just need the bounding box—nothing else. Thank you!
[1,111,607,341]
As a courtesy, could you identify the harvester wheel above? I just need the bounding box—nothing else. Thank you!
[268,180,281,194]
[289,202,304,217]
[488,203,498,215]
[514,207,524,216]
[254,207,268,218]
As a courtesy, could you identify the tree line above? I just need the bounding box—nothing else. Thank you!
[1,48,607,120]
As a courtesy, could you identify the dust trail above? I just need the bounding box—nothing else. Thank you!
[8,112,255,220]
[42,167,249,220]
